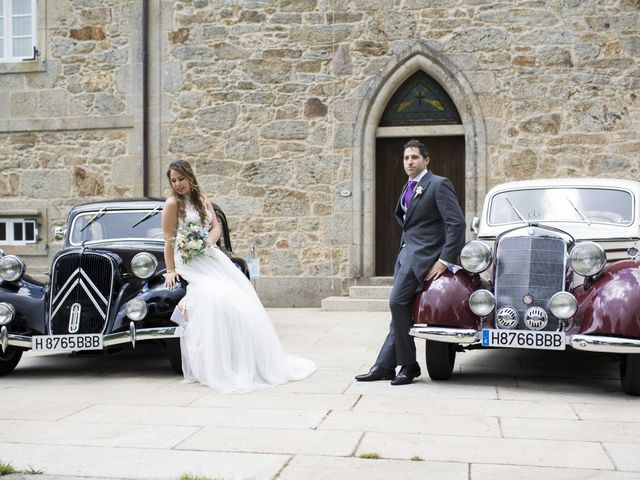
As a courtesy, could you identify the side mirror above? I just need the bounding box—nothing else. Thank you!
[0,249,4,257]
[471,216,480,234]
[54,227,66,241]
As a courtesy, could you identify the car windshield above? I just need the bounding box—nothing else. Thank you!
[69,209,164,245]
[488,188,634,226]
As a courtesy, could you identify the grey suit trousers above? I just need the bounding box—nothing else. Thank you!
[374,256,421,369]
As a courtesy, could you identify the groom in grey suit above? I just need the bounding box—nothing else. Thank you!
[356,139,466,385]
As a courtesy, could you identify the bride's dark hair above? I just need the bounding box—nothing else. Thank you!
[166,160,207,224]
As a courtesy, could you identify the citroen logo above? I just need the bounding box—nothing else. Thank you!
[68,303,81,333]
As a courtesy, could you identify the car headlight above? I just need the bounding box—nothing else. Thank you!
[570,242,606,277]
[469,289,495,317]
[0,255,25,282]
[131,252,158,279]
[549,292,577,319]
[460,241,492,273]
[0,303,15,326]
[125,299,148,321]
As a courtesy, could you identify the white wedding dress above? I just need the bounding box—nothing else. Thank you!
[173,200,316,392]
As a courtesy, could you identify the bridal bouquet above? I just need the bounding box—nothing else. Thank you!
[174,221,209,264]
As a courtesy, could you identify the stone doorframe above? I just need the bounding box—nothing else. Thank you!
[351,42,488,278]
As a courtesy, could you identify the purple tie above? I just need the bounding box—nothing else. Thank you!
[404,180,417,208]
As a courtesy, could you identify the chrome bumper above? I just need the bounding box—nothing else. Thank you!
[407,326,640,354]
[571,335,640,354]
[409,325,480,344]
[1,325,181,352]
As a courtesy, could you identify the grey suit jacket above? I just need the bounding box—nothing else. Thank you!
[394,171,466,280]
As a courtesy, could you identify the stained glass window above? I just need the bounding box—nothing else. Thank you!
[380,71,461,126]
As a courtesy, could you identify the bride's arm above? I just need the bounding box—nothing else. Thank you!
[162,197,181,288]
[204,199,221,248]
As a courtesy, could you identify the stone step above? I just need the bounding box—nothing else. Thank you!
[349,285,393,299]
[354,276,394,286]
[321,296,390,312]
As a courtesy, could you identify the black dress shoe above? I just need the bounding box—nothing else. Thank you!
[390,363,421,386]
[355,365,396,382]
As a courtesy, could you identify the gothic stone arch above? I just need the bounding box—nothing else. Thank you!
[350,42,488,278]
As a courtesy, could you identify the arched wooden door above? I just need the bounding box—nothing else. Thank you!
[375,71,466,276]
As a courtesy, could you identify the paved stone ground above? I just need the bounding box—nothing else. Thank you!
[1,308,639,480]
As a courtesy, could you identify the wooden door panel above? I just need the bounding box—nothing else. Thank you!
[375,136,465,276]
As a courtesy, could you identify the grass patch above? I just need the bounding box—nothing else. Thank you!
[410,455,424,461]
[358,453,382,459]
[0,461,18,475]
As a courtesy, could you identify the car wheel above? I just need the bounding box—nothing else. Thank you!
[0,346,23,376]
[166,338,183,375]
[425,340,456,381]
[620,354,640,396]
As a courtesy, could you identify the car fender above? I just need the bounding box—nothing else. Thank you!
[0,276,47,334]
[573,260,640,337]
[111,280,186,332]
[412,270,483,329]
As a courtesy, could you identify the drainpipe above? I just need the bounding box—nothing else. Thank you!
[142,0,149,197]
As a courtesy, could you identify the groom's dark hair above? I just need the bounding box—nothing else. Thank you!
[404,139,429,159]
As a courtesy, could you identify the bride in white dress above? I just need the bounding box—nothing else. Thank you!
[162,160,316,392]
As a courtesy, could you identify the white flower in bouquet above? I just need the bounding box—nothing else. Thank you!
[174,221,209,264]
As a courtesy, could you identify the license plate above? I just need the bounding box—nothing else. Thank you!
[481,329,565,350]
[32,334,103,352]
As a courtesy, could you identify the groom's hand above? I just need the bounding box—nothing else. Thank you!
[425,260,447,282]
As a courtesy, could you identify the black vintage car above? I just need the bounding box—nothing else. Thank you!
[0,199,248,375]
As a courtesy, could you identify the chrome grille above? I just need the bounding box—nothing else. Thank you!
[495,236,565,330]
[49,252,114,334]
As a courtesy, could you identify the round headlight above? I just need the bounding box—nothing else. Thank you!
[125,299,148,321]
[460,241,492,273]
[469,289,495,317]
[0,255,25,282]
[549,292,577,320]
[570,242,606,277]
[131,252,158,279]
[0,302,15,326]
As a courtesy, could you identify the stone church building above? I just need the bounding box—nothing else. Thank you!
[1,0,638,305]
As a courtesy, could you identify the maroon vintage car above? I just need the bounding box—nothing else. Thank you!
[410,178,640,395]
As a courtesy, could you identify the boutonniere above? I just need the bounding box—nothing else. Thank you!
[413,186,424,200]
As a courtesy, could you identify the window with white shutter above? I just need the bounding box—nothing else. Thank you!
[0,218,38,245]
[0,0,37,63]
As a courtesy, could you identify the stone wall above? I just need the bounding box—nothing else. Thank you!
[0,0,142,275]
[158,0,356,303]
[1,130,132,201]
[2,0,639,304]
[157,0,639,304]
